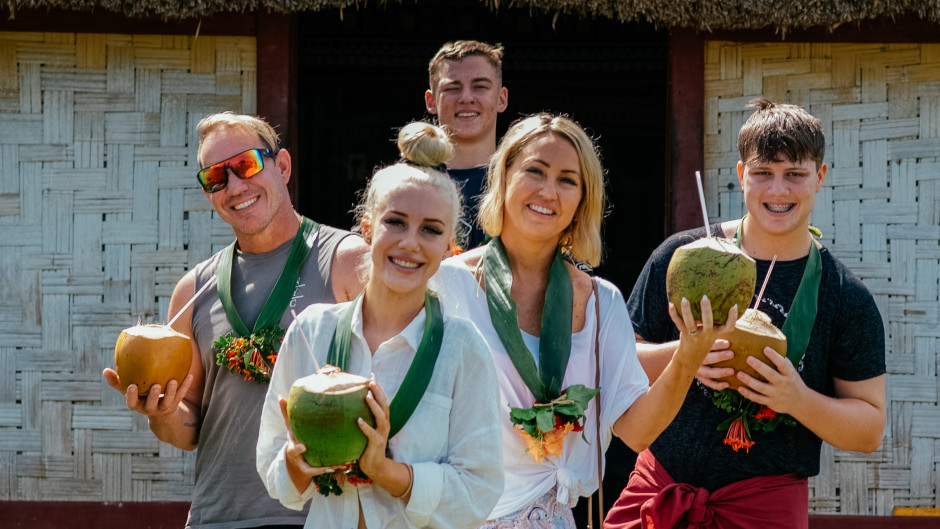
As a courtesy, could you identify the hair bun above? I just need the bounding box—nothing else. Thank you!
[397,122,454,168]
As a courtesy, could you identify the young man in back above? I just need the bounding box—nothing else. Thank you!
[605,99,886,529]
[426,40,508,249]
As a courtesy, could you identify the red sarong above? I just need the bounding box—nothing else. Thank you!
[604,450,808,529]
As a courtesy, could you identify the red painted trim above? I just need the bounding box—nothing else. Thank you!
[667,28,705,235]
[1,502,937,528]
[256,13,299,205]
[0,501,189,529]
[0,8,255,34]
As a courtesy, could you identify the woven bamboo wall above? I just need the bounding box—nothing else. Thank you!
[0,31,254,501]
[705,41,940,514]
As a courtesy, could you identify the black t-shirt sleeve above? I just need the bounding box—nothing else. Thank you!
[627,227,713,343]
[824,260,887,381]
[626,241,672,343]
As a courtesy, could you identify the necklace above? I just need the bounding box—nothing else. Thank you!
[482,237,598,462]
[213,217,320,383]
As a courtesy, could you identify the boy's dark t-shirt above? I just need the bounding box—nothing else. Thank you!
[627,223,886,491]
[448,166,487,250]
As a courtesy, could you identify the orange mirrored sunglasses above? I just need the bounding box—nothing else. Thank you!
[196,148,275,193]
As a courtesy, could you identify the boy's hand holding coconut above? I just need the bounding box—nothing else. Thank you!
[734,344,809,417]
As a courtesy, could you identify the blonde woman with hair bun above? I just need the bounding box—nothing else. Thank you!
[431,113,733,528]
[257,122,503,529]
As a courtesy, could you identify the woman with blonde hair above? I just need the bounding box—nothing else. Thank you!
[432,113,735,527]
[257,122,503,528]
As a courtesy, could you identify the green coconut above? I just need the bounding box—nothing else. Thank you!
[287,366,375,468]
[666,237,756,325]
[714,308,787,390]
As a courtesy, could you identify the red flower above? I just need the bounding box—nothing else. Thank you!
[346,474,372,486]
[572,421,584,432]
[723,417,755,453]
[754,406,777,420]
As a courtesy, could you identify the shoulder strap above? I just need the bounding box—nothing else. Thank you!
[589,278,605,529]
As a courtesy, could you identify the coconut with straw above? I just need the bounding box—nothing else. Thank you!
[665,171,756,325]
[113,278,215,396]
[714,257,788,389]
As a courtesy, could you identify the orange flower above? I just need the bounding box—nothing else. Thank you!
[723,417,755,453]
[542,422,574,457]
[514,422,575,463]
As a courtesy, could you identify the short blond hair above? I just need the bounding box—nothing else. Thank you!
[195,111,280,166]
[428,40,504,91]
[478,114,606,267]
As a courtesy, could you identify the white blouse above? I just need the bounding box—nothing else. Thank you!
[256,296,504,529]
[430,260,648,518]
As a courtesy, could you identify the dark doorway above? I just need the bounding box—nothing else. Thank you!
[296,2,667,521]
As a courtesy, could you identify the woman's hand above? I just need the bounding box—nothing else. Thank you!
[669,296,738,372]
[357,379,413,500]
[278,397,340,493]
[357,379,392,477]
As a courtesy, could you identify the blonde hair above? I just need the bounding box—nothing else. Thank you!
[478,113,606,267]
[195,111,280,166]
[354,122,462,245]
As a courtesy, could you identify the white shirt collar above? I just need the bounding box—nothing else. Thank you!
[349,294,428,354]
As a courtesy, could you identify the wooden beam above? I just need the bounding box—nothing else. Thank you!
[256,12,299,206]
[893,508,940,517]
[666,28,705,235]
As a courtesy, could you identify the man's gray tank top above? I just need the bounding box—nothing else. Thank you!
[186,223,350,529]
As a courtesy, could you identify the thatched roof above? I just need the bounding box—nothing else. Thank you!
[4,0,940,31]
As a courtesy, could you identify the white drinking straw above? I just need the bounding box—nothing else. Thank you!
[695,171,711,238]
[167,276,216,328]
[290,309,321,372]
[752,255,777,310]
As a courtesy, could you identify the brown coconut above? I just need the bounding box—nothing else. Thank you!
[114,324,193,396]
[287,366,376,468]
[666,237,756,325]
[714,308,787,389]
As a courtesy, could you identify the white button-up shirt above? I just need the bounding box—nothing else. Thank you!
[257,296,504,529]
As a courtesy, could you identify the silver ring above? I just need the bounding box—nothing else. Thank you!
[688,330,698,335]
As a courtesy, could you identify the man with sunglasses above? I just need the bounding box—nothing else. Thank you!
[104,111,367,529]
